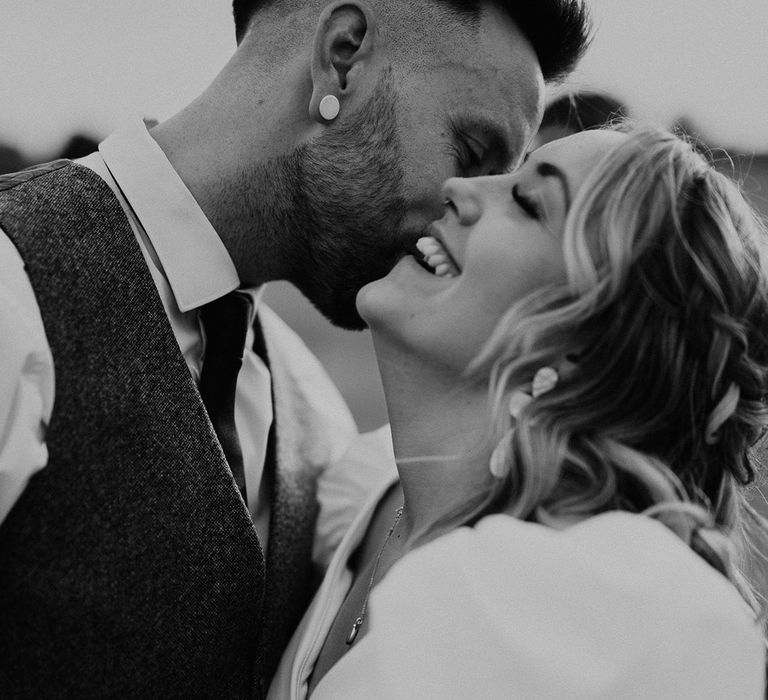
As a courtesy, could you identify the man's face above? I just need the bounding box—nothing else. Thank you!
[285,3,544,329]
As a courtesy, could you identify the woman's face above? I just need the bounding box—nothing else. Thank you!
[357,130,626,373]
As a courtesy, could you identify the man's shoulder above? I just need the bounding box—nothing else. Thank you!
[0,159,116,217]
[0,159,128,244]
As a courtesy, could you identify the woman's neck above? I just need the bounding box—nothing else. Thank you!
[374,344,497,549]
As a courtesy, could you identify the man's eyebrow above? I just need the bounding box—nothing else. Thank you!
[537,161,572,209]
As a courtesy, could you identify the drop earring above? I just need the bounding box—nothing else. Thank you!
[489,430,514,479]
[319,95,340,121]
[488,366,563,480]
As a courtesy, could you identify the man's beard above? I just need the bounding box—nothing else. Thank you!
[248,71,409,330]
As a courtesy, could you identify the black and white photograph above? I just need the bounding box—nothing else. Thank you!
[0,1,766,697]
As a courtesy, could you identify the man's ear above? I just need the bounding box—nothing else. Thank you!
[309,2,377,123]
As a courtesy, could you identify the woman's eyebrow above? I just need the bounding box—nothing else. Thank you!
[536,161,572,209]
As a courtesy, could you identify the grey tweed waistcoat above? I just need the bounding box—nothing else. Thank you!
[0,161,299,699]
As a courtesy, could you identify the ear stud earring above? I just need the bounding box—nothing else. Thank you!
[319,95,340,121]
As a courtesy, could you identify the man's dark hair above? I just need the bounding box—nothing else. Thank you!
[232,0,590,82]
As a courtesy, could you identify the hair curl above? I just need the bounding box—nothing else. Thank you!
[471,124,768,624]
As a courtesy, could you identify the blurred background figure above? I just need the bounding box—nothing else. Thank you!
[58,134,99,161]
[532,90,629,148]
[0,144,24,174]
[0,134,99,174]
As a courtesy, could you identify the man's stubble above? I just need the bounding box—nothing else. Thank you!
[243,70,410,330]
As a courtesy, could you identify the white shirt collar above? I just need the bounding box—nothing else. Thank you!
[97,117,244,313]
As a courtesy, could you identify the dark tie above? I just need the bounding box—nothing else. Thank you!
[199,291,252,503]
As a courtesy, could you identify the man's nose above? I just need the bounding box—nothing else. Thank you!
[441,177,482,226]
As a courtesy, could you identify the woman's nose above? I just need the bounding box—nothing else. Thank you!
[441,177,482,226]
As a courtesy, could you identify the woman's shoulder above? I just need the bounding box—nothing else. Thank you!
[331,511,765,699]
[426,510,724,574]
[416,511,753,619]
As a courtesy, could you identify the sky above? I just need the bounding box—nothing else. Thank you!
[0,0,766,159]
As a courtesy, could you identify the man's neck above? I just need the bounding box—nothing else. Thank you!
[147,54,316,286]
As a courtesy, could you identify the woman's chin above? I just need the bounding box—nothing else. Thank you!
[356,275,387,328]
[357,255,431,322]
[356,255,455,329]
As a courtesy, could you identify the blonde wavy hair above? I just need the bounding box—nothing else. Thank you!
[471,123,768,623]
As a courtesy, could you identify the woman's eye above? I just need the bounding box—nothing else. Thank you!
[512,185,541,220]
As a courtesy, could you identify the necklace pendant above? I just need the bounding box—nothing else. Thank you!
[345,507,403,648]
[346,617,363,646]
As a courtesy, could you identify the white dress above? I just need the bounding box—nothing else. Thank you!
[270,473,766,699]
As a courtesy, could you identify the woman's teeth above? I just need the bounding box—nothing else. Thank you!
[416,236,459,278]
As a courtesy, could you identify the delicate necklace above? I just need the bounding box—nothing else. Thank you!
[345,505,404,646]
